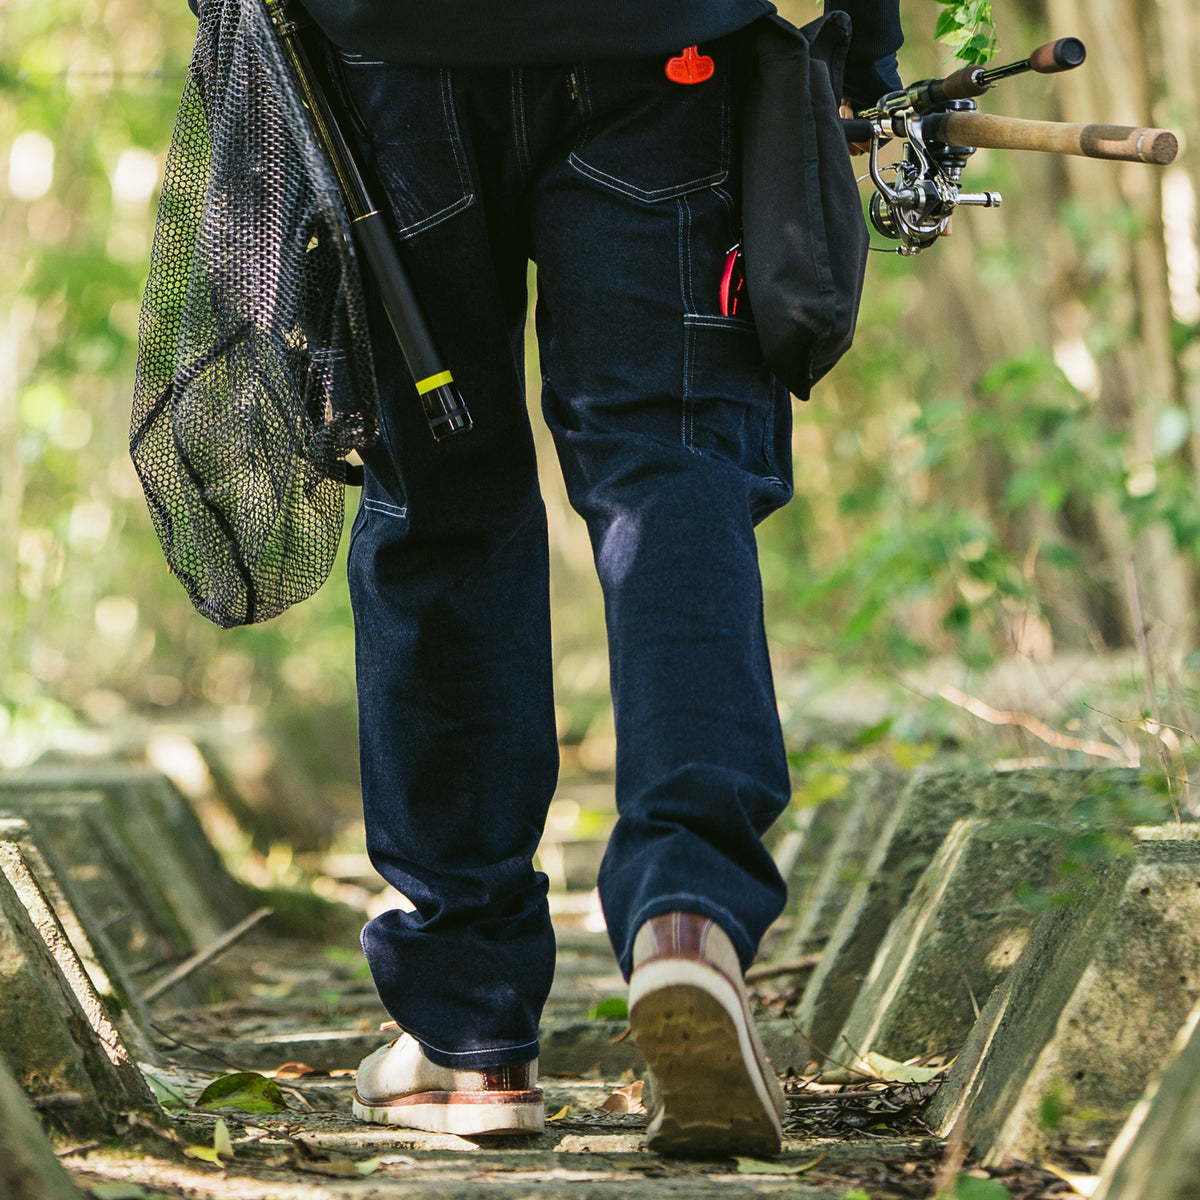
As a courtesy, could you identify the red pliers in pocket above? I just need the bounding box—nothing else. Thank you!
[720,244,747,318]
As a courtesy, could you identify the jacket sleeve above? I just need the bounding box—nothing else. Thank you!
[827,0,905,107]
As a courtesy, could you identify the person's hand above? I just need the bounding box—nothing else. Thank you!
[840,101,871,156]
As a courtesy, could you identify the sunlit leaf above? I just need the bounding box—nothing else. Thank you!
[952,1175,1012,1199]
[599,1080,644,1114]
[183,1144,224,1165]
[196,1071,289,1113]
[1042,1162,1100,1196]
[143,1070,188,1111]
[862,1051,951,1083]
[274,1062,317,1079]
[587,996,628,1021]
[734,1154,824,1175]
[213,1118,233,1159]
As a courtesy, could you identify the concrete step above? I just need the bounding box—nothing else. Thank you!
[925,830,1200,1165]
[0,834,160,1137]
[789,767,1166,1057]
[1092,995,1200,1200]
[2,746,1198,1198]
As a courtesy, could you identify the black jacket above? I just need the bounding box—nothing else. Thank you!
[294,1,903,101]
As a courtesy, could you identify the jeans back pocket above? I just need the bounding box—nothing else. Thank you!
[334,55,475,238]
[568,43,731,205]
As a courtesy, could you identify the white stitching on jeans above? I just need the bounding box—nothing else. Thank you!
[420,1035,541,1060]
[512,67,532,174]
[567,154,728,203]
[440,67,471,196]
[394,193,475,240]
[363,498,408,519]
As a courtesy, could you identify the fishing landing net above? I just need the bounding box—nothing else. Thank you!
[131,0,379,628]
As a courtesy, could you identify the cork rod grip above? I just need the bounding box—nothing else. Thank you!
[927,111,1178,165]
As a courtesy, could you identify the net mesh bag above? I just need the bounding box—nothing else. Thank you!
[131,0,378,628]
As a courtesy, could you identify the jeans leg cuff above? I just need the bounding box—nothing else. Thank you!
[417,1035,542,1071]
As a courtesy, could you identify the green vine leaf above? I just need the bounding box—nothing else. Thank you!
[934,0,998,65]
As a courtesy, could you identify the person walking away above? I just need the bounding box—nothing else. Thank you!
[286,0,903,1155]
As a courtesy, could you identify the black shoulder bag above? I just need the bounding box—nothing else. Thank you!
[738,10,869,400]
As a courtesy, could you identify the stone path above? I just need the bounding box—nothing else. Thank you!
[2,749,1200,1198]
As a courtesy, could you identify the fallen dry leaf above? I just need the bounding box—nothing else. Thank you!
[1042,1162,1101,1196]
[600,1080,645,1114]
[274,1062,320,1079]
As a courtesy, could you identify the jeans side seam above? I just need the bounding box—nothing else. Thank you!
[511,67,532,177]
[572,64,593,150]
[440,67,472,197]
[681,319,695,449]
[678,192,695,314]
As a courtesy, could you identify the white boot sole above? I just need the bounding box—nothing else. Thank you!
[352,1090,544,1136]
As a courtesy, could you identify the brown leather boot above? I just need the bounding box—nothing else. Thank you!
[628,912,786,1156]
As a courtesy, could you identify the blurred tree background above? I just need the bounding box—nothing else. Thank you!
[2,0,1198,799]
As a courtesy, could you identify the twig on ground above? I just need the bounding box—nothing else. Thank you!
[142,906,273,1004]
[931,1106,971,1196]
[786,1024,876,1080]
[746,954,822,983]
[149,1025,244,1072]
[938,684,1132,764]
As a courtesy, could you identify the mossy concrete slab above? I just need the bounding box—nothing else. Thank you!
[775,762,904,964]
[1093,997,1200,1200]
[0,858,160,1137]
[0,1053,87,1200]
[0,791,206,1004]
[791,768,1162,1056]
[0,765,248,942]
[926,834,1200,1165]
[831,817,1068,1064]
[0,819,155,1061]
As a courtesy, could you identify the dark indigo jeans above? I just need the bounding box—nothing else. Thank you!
[335,39,795,1070]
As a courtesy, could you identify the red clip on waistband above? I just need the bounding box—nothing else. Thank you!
[666,46,715,85]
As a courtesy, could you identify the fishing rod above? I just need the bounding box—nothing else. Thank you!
[261,0,472,439]
[840,37,1179,255]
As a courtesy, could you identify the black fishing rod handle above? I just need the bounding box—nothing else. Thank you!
[353,213,472,439]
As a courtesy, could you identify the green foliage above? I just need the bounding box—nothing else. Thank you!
[195,1071,289,1114]
[4,0,1198,796]
[587,996,629,1021]
[1039,1078,1069,1130]
[0,0,360,784]
[933,0,998,65]
[951,1177,1012,1200]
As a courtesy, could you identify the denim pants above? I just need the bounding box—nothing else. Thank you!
[335,38,795,1070]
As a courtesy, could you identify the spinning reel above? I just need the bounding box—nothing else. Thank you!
[840,38,1177,255]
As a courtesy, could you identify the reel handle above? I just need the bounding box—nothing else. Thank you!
[1028,37,1088,74]
[935,37,1088,102]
